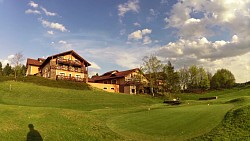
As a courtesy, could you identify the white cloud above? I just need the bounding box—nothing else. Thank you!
[133,22,141,27]
[41,19,68,32]
[118,0,140,17]
[143,36,152,45]
[8,54,14,59]
[41,7,57,16]
[28,1,38,8]
[149,9,159,16]
[141,29,152,35]
[128,29,152,40]
[47,30,54,35]
[58,40,67,44]
[128,29,152,44]
[0,59,10,67]
[89,61,101,70]
[128,30,143,40]
[25,9,41,15]
[159,0,250,83]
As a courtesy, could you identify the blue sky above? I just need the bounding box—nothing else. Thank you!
[0,0,249,83]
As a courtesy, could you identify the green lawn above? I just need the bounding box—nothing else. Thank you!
[0,76,250,141]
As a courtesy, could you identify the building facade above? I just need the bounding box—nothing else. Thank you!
[89,68,148,94]
[26,50,91,82]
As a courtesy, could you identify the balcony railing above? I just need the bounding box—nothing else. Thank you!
[51,65,86,73]
[56,75,86,82]
[57,59,82,67]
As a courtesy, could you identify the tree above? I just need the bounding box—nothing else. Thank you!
[0,62,2,76]
[211,69,235,89]
[3,63,12,76]
[179,67,189,91]
[10,52,24,80]
[162,61,180,93]
[197,67,210,90]
[142,55,163,96]
[188,65,199,89]
[16,65,26,77]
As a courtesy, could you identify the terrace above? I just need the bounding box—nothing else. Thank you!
[57,58,82,67]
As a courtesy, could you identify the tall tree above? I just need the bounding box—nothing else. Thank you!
[3,63,12,76]
[162,61,180,93]
[179,67,189,91]
[211,69,235,89]
[197,67,210,90]
[142,55,163,96]
[10,52,24,80]
[0,62,2,76]
[188,65,199,89]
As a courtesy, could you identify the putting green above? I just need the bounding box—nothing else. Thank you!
[107,104,233,141]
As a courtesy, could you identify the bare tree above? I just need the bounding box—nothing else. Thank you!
[141,55,163,96]
[11,52,24,80]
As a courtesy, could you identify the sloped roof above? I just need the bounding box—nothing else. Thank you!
[89,68,140,82]
[41,50,91,67]
[26,58,43,67]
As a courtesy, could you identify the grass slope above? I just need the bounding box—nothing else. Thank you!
[0,76,250,140]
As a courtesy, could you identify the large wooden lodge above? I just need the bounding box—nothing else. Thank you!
[26,50,91,82]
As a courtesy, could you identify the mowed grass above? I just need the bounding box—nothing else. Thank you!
[107,104,233,141]
[0,76,250,140]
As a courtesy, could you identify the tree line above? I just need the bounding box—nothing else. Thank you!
[141,55,236,95]
[0,52,26,78]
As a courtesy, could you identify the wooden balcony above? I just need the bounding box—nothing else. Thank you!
[57,59,82,67]
[56,75,86,82]
[51,65,86,73]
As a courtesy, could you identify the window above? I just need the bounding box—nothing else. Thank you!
[131,89,135,94]
[111,79,117,84]
[103,87,107,90]
[69,74,72,78]
[76,75,81,80]
[60,73,65,76]
[111,88,114,90]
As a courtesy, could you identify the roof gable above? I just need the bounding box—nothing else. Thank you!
[90,68,140,81]
[41,50,91,67]
[26,58,42,67]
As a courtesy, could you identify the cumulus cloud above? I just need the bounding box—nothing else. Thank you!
[41,7,57,16]
[41,19,68,32]
[28,1,38,8]
[25,9,41,15]
[158,0,250,82]
[118,0,140,17]
[128,29,152,45]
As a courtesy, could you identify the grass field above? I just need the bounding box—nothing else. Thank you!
[0,76,249,140]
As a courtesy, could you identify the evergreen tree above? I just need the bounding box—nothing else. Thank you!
[162,61,180,93]
[3,63,12,76]
[0,62,2,76]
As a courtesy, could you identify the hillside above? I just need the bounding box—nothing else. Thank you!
[0,76,250,140]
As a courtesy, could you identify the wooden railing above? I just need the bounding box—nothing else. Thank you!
[57,59,82,67]
[56,75,86,82]
[51,65,86,73]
